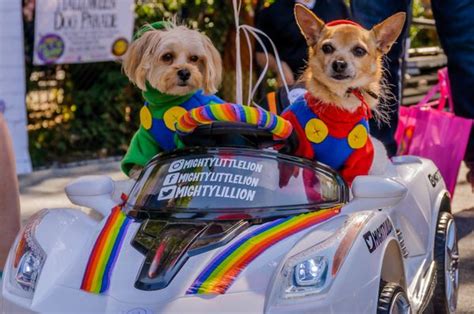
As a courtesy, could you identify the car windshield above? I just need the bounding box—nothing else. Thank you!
[126,148,347,217]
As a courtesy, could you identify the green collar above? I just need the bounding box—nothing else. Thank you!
[142,82,193,116]
[136,23,193,117]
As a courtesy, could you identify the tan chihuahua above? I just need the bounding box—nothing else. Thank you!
[281,5,406,185]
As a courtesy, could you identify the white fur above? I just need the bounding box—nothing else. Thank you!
[369,137,389,175]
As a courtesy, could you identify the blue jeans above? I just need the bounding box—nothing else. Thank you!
[431,0,474,165]
[350,0,474,164]
[350,0,412,157]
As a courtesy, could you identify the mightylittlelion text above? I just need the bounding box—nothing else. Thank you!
[174,185,256,202]
[177,172,260,187]
[54,0,117,30]
[175,158,264,173]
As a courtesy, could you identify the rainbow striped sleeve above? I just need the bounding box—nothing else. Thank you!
[176,103,293,139]
[187,207,341,295]
[81,206,132,294]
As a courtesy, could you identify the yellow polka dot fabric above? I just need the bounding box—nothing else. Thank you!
[348,124,368,149]
[163,106,187,131]
[140,106,152,130]
[305,118,329,144]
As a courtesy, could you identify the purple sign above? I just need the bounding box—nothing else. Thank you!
[36,34,65,64]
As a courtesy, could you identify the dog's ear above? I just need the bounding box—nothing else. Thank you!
[202,35,222,94]
[294,4,325,46]
[372,12,406,54]
[122,31,160,90]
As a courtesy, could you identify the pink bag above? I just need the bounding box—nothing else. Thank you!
[395,67,473,196]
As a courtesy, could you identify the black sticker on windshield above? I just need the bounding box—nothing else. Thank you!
[156,157,263,203]
[363,218,393,253]
[169,157,264,173]
[428,170,441,188]
[158,186,176,200]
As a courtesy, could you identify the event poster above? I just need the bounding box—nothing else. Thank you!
[33,0,135,65]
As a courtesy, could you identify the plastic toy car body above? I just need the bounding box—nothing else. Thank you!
[1,106,459,314]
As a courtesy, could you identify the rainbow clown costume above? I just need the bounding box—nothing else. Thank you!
[121,82,224,175]
[121,21,226,176]
[282,91,374,185]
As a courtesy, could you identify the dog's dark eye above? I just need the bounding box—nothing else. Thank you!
[321,44,335,54]
[189,55,199,62]
[162,53,173,62]
[352,46,367,57]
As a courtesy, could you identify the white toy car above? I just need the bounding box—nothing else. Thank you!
[2,105,459,314]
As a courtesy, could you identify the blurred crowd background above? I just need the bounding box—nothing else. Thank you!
[22,0,439,168]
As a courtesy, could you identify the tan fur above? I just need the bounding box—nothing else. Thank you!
[122,22,222,95]
[294,4,405,113]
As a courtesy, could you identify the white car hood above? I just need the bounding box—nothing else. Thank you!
[48,211,343,306]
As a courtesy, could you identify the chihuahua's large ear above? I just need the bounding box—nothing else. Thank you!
[122,31,160,90]
[294,4,325,46]
[372,12,406,54]
[202,35,222,94]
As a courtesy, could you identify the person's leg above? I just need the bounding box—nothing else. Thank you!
[431,0,474,188]
[351,0,412,157]
[313,0,349,22]
[0,114,21,272]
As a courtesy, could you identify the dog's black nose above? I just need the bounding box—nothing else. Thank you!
[177,69,191,81]
[332,60,348,73]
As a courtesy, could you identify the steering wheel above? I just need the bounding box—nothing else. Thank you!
[175,103,293,148]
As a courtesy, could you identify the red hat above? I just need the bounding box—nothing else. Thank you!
[326,20,364,29]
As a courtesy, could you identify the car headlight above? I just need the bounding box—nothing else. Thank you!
[280,242,334,299]
[271,213,371,302]
[9,210,48,298]
[293,256,328,287]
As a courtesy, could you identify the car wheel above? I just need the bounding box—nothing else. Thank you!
[377,282,411,314]
[432,211,459,313]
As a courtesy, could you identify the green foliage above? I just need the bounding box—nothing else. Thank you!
[409,0,440,48]
[28,63,142,166]
[134,1,236,51]
[27,1,241,167]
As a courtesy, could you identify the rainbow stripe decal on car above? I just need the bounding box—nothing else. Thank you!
[175,103,293,139]
[186,206,341,295]
[80,206,132,294]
